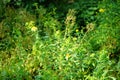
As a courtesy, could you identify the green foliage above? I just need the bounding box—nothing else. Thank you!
[0,0,120,80]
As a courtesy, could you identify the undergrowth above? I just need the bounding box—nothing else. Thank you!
[0,0,120,80]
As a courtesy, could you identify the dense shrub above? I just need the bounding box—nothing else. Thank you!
[0,0,120,80]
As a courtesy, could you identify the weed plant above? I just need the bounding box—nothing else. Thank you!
[0,0,120,80]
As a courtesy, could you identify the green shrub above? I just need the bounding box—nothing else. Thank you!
[0,0,120,80]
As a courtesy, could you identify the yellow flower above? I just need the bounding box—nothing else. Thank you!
[31,26,37,32]
[76,29,79,32]
[99,8,105,13]
[65,53,70,60]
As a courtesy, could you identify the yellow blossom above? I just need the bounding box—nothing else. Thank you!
[76,29,79,32]
[99,8,105,13]
[31,26,37,32]
[65,53,71,60]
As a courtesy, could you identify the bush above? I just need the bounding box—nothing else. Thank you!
[0,0,120,80]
